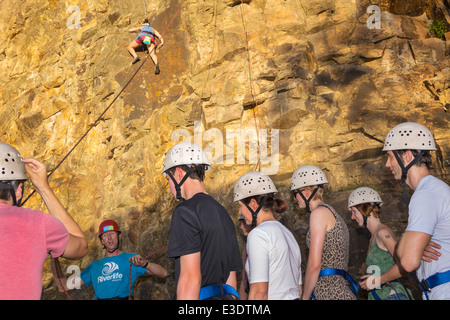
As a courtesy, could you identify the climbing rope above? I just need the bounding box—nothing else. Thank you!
[128,245,168,300]
[239,0,261,171]
[22,0,186,206]
[29,0,184,300]
[142,0,148,20]
[51,257,72,300]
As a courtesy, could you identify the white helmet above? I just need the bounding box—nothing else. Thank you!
[0,143,27,181]
[290,165,328,191]
[162,141,211,177]
[234,171,277,202]
[348,187,383,210]
[382,122,436,151]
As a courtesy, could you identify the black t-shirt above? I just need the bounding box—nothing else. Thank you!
[168,192,242,288]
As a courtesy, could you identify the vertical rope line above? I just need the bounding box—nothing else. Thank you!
[240,0,261,171]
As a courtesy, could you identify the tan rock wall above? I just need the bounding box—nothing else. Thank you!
[0,0,448,299]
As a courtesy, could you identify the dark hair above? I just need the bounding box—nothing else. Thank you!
[0,187,10,201]
[396,149,432,169]
[0,181,24,201]
[356,202,381,219]
[143,18,149,24]
[242,194,288,214]
[168,164,208,182]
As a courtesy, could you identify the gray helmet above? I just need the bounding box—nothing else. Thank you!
[291,165,328,213]
[0,143,27,181]
[234,171,277,228]
[0,143,27,207]
[290,165,328,191]
[162,141,210,177]
[382,122,436,151]
[348,187,383,210]
[383,122,436,206]
[234,171,277,202]
[162,142,210,201]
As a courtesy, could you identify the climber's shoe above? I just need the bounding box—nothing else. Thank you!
[155,64,160,75]
[132,56,141,65]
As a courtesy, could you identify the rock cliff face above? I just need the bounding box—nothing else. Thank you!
[0,0,448,299]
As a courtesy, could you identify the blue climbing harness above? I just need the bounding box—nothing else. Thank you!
[418,270,450,300]
[370,280,401,300]
[312,268,359,300]
[199,283,241,300]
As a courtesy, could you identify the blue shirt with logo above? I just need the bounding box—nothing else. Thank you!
[80,252,147,299]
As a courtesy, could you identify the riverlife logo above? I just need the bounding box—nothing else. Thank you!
[97,262,123,283]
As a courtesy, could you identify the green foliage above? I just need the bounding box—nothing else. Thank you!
[429,19,446,39]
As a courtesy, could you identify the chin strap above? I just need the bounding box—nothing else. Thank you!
[295,186,322,213]
[101,233,121,253]
[105,241,120,253]
[243,195,269,228]
[392,150,424,206]
[165,166,199,202]
[357,203,381,229]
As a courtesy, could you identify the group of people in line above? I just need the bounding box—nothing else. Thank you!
[0,121,448,300]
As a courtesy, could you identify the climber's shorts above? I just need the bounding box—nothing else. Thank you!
[136,35,156,46]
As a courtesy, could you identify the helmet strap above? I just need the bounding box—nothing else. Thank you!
[296,186,321,213]
[392,150,424,206]
[165,165,198,202]
[355,207,368,228]
[243,195,268,228]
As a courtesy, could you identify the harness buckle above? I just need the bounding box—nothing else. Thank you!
[419,279,431,292]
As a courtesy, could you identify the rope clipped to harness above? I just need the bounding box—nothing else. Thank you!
[392,150,425,206]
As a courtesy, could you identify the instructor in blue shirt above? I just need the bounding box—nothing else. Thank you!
[53,219,168,299]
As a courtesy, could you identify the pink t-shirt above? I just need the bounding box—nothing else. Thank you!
[0,203,69,299]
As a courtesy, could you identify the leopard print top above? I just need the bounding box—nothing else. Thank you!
[306,203,357,300]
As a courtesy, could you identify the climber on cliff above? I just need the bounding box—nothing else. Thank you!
[127,18,164,74]
[383,122,450,300]
[52,219,168,300]
[0,143,88,299]
[162,142,242,300]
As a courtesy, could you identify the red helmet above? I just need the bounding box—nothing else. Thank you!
[98,219,121,237]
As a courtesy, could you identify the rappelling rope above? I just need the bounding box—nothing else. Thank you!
[22,0,186,206]
[51,257,72,300]
[128,245,168,300]
[239,0,261,172]
[143,0,148,20]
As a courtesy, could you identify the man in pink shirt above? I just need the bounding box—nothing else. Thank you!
[0,143,88,299]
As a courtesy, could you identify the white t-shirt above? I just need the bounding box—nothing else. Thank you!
[245,221,302,300]
[407,175,450,300]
